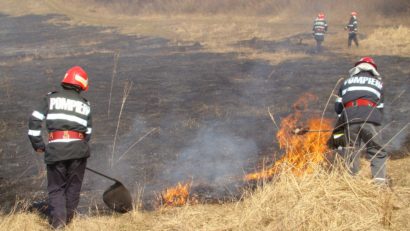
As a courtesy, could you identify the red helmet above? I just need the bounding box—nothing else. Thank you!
[62,66,88,91]
[351,11,357,16]
[317,12,325,19]
[355,57,377,69]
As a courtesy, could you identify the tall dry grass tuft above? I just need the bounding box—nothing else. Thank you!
[64,210,148,231]
[110,80,133,168]
[0,200,49,231]
[150,162,405,231]
[107,51,120,119]
[1,159,410,230]
[359,26,410,56]
[238,166,394,230]
[0,212,49,231]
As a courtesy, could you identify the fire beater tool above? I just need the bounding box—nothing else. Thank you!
[292,127,333,135]
[86,167,133,213]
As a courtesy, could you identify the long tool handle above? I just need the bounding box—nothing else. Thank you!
[293,128,334,135]
[308,130,332,132]
[86,167,118,182]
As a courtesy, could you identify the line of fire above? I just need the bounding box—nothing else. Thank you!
[160,92,333,207]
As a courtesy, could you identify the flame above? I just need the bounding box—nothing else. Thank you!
[161,182,190,206]
[246,93,333,180]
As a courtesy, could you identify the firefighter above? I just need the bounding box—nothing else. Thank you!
[334,57,387,184]
[28,66,92,229]
[312,12,328,52]
[345,11,359,47]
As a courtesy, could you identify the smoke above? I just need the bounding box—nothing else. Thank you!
[84,116,148,200]
[160,123,258,186]
[115,115,147,158]
[381,85,410,152]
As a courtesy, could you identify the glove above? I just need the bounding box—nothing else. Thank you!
[33,143,45,153]
[327,126,347,149]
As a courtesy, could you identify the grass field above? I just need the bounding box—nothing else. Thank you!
[0,0,409,230]
[1,0,409,59]
[1,157,410,230]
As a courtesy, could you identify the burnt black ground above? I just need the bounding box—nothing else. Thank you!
[0,13,409,212]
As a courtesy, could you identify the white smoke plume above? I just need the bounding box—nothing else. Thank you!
[160,123,258,186]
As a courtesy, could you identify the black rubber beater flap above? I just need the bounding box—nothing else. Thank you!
[102,181,133,213]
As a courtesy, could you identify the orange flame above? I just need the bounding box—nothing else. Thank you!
[161,182,190,206]
[246,93,333,180]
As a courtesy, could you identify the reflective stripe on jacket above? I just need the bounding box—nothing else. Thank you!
[28,87,92,163]
[335,71,384,125]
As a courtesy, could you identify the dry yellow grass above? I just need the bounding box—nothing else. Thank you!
[1,157,410,230]
[1,1,409,230]
[359,26,410,56]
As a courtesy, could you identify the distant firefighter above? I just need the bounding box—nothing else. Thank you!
[345,11,359,47]
[312,12,328,52]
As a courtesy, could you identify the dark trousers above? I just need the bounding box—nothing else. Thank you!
[348,33,359,47]
[314,35,324,53]
[47,158,87,228]
[315,39,323,52]
[344,123,387,179]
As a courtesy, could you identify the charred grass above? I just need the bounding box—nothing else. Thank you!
[1,1,410,230]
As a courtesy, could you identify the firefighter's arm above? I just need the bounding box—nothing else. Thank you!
[334,96,343,114]
[353,21,358,32]
[28,96,48,152]
[334,86,344,114]
[85,103,92,142]
[377,83,384,113]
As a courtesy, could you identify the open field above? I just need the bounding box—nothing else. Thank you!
[1,0,409,57]
[0,0,409,230]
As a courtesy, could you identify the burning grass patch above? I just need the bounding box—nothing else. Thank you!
[1,161,410,230]
[159,182,191,207]
[147,164,408,231]
[246,93,333,181]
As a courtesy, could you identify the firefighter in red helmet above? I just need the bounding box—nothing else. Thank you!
[345,11,359,47]
[333,57,388,185]
[28,66,92,229]
[312,12,328,53]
